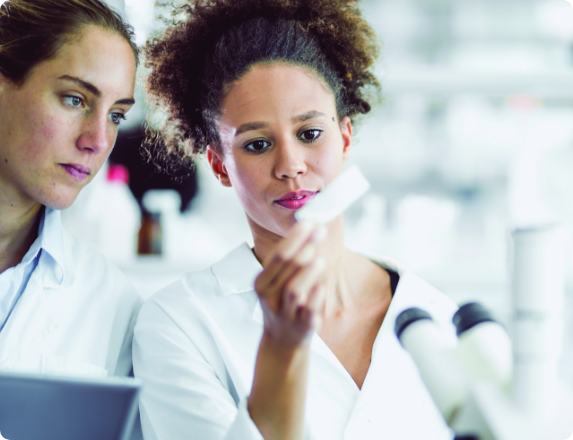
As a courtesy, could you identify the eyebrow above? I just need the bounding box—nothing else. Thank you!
[234,110,327,137]
[57,75,135,106]
[292,110,326,123]
[235,121,269,136]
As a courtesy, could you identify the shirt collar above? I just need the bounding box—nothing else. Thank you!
[37,207,74,287]
[211,242,262,296]
[211,244,410,297]
[211,244,425,327]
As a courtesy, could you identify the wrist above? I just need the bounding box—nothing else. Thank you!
[261,327,312,355]
[249,331,311,440]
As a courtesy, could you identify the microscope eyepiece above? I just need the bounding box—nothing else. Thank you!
[453,302,496,337]
[395,307,433,342]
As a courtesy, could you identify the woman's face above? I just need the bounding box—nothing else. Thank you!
[209,64,351,238]
[0,25,136,210]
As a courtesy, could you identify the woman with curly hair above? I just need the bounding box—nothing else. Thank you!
[133,0,457,439]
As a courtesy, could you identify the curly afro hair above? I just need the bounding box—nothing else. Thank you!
[144,0,380,172]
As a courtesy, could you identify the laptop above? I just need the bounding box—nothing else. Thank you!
[0,371,141,440]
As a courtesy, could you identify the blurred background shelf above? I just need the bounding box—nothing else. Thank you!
[382,67,573,98]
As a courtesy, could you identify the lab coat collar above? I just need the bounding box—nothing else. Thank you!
[211,242,425,324]
[211,242,407,297]
[212,242,262,296]
[38,207,74,288]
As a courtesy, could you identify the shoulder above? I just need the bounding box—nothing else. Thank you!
[139,265,218,320]
[62,229,140,308]
[141,242,260,319]
[369,254,458,324]
[137,259,238,337]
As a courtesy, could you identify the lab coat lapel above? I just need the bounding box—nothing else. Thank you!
[251,298,354,384]
[343,269,457,439]
[210,244,270,397]
[350,270,430,415]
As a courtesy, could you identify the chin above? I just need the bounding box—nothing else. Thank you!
[268,217,297,238]
[37,188,80,211]
[46,200,75,210]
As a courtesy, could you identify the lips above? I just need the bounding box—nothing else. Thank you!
[274,190,317,210]
[60,163,91,181]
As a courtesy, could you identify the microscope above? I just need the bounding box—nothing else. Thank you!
[395,226,573,440]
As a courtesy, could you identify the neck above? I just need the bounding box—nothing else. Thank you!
[0,190,43,274]
[251,216,355,313]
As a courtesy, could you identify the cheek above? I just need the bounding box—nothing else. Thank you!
[40,117,59,141]
[226,157,267,206]
[32,122,59,159]
[21,112,66,162]
[312,141,345,179]
[232,167,261,200]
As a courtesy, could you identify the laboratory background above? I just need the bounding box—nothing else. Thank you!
[61,0,573,391]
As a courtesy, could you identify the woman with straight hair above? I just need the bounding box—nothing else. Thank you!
[134,0,457,438]
[0,0,140,377]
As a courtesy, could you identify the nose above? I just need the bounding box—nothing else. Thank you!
[76,113,114,155]
[274,138,307,179]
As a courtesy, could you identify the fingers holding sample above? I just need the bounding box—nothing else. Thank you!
[254,222,313,300]
[272,253,326,346]
[254,221,328,346]
[282,256,326,317]
[255,221,325,311]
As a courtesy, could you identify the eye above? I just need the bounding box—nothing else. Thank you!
[244,139,271,153]
[299,129,323,143]
[109,112,127,126]
[63,95,84,108]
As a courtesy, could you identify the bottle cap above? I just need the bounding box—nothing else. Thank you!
[107,164,129,184]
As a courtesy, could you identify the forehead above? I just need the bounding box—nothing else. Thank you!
[24,25,136,98]
[220,64,337,126]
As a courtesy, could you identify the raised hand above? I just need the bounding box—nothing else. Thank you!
[254,221,327,347]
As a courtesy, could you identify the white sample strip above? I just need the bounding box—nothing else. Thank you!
[295,164,370,224]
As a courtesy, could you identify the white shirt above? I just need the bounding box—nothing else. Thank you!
[133,243,458,440]
[0,214,43,331]
[0,207,141,377]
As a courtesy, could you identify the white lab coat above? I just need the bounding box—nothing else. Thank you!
[0,208,141,378]
[133,243,458,440]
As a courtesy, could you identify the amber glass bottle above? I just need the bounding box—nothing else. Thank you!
[138,212,162,255]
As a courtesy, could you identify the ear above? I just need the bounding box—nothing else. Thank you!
[207,146,232,187]
[339,116,352,163]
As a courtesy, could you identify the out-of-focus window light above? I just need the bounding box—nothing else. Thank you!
[536,0,573,41]
[102,0,124,15]
[124,0,155,46]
